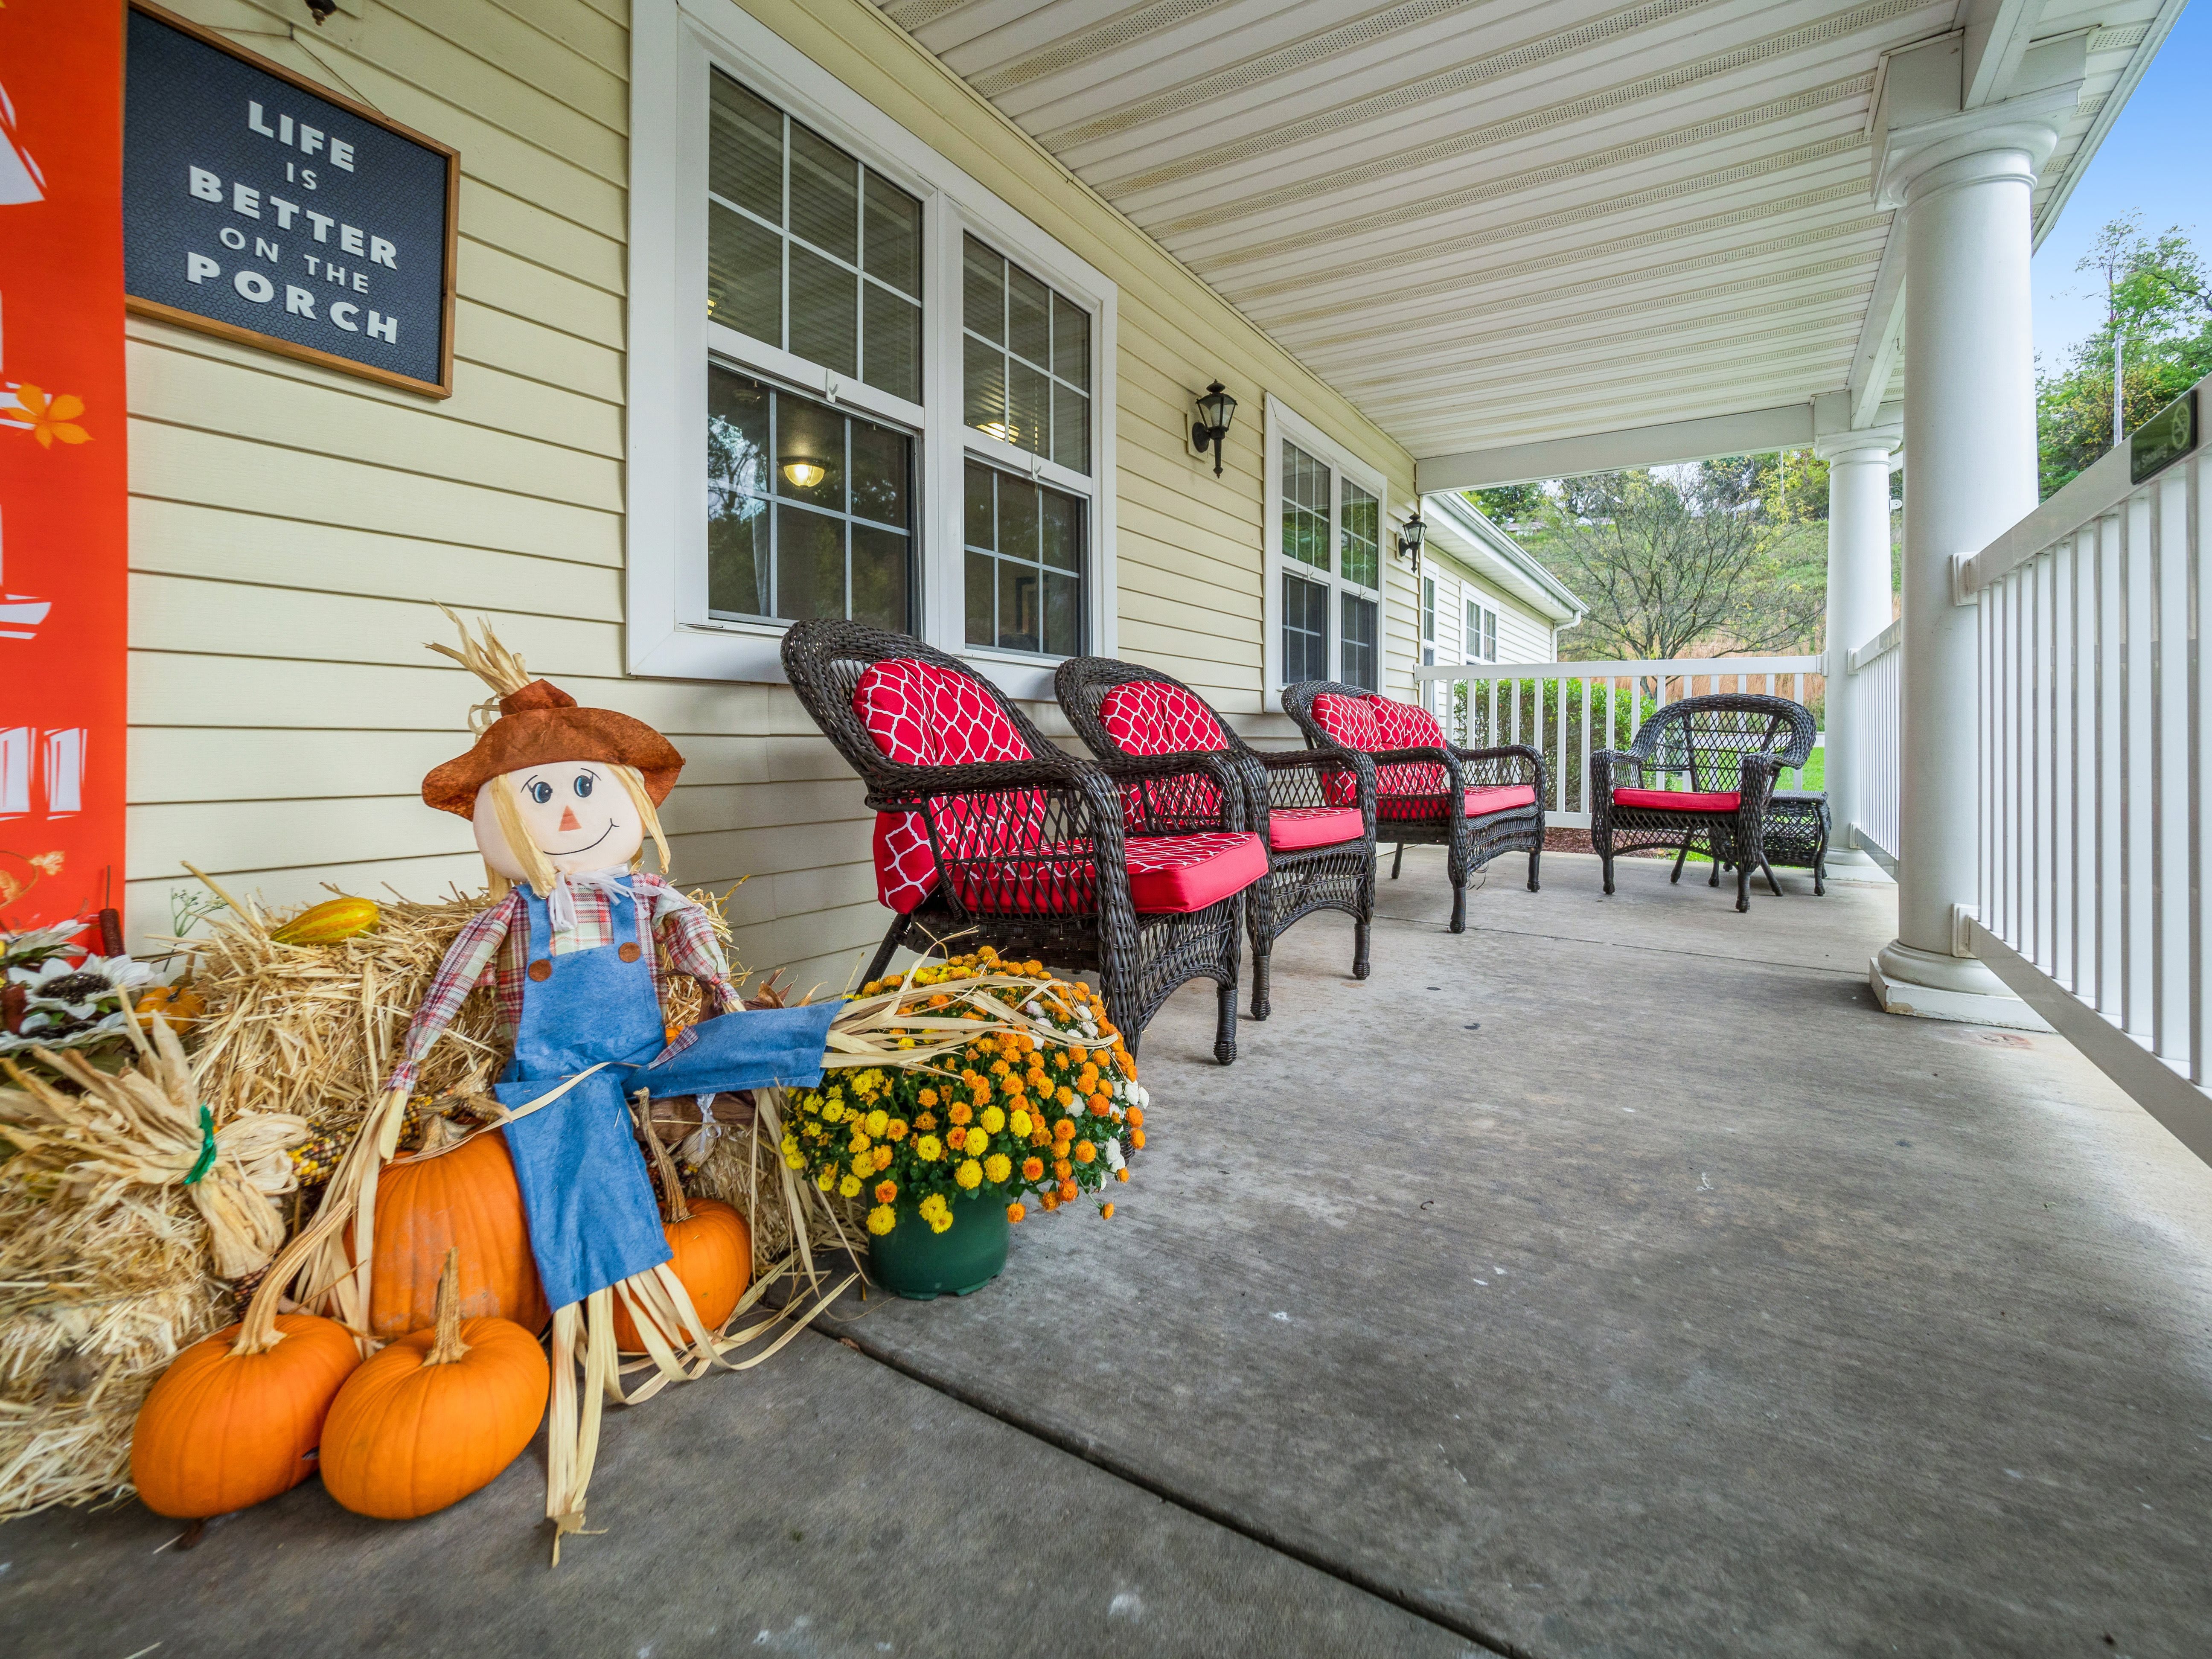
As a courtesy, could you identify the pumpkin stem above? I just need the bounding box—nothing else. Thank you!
[633,1089,691,1224]
[424,1246,472,1365]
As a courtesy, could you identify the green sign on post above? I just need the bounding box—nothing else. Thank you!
[2129,388,2197,484]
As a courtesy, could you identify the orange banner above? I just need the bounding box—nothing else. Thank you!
[0,1,128,935]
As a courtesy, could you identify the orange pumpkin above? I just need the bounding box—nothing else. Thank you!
[610,1197,751,1352]
[349,1129,549,1340]
[320,1249,550,1521]
[131,1304,360,1519]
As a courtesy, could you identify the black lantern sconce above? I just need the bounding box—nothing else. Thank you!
[1192,382,1237,477]
[1397,512,1426,573]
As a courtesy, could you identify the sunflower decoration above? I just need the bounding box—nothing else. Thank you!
[782,948,1148,1236]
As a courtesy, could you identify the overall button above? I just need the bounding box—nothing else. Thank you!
[527,959,552,982]
[617,943,642,963]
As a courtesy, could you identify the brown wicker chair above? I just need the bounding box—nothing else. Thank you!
[1588,693,1817,912]
[1281,681,1544,933]
[781,620,1265,1063]
[1055,657,1377,1020]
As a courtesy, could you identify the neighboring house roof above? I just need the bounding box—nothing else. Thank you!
[1420,491,1585,628]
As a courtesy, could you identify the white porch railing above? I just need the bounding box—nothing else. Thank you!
[1845,620,1902,874]
[1947,389,2212,1164]
[1412,657,1825,827]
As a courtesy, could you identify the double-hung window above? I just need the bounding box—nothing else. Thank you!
[1266,397,1388,694]
[1464,596,1498,663]
[627,2,1117,687]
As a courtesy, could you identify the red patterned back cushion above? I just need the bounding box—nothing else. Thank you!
[1369,697,1444,749]
[1310,693,1447,797]
[1099,680,1228,755]
[854,659,1036,912]
[1310,694,1383,751]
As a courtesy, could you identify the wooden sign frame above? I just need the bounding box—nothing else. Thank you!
[123,0,459,399]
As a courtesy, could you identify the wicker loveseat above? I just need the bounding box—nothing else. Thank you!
[1588,693,1817,912]
[782,620,1265,1063]
[1281,681,1544,933]
[1056,657,1377,1020]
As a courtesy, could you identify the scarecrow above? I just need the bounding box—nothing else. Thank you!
[385,614,836,1552]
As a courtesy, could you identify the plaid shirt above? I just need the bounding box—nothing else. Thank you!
[383,872,739,1097]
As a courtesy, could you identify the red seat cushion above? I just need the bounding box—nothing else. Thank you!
[1124,832,1268,913]
[1097,679,1228,827]
[1612,787,1741,813]
[940,831,1266,917]
[1377,784,1539,822]
[854,658,1036,913]
[1268,806,1365,850]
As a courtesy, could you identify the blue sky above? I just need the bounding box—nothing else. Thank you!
[2032,3,2210,370]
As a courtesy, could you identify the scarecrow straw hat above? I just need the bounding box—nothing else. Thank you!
[420,610,684,818]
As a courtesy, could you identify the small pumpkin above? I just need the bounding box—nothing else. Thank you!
[321,1248,550,1520]
[130,1299,361,1519]
[611,1099,751,1353]
[133,983,207,1035]
[349,1127,549,1340]
[271,895,380,945]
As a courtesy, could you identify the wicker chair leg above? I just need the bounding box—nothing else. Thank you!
[1761,853,1784,897]
[862,911,911,986]
[1449,880,1467,934]
[1250,947,1272,1021]
[1527,846,1541,892]
[1736,859,1750,912]
[1601,854,1615,895]
[1671,841,1691,884]
[1214,982,1237,1065]
[1814,842,1828,896]
[1390,842,1405,880]
[1353,917,1371,979]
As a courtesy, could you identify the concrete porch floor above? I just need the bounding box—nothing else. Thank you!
[8,849,2212,1657]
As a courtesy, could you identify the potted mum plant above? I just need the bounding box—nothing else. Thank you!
[782,949,1149,1300]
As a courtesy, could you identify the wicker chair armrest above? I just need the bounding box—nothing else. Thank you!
[1589,748,1642,796]
[1449,743,1544,793]
[1087,749,1249,833]
[1250,745,1376,830]
[861,751,1093,811]
[1736,752,1785,820]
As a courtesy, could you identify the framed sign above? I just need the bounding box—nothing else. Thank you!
[123,2,457,397]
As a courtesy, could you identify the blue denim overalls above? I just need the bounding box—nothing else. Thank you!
[490,877,837,1310]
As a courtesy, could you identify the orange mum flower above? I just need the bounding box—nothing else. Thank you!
[1053,1119,1076,1142]
[1100,1202,1115,1220]
[1021,1156,1044,1181]
[1074,1140,1096,1164]
[1007,1202,1027,1224]
[946,1126,968,1151]
[874,1181,898,1204]
[1126,1107,1145,1129]
[1057,1178,1078,1203]
[1089,1093,1111,1116]
[1069,1045,1089,1066]
[949,1102,973,1125]
[1130,1128,1147,1149]
[1054,1158,1072,1180]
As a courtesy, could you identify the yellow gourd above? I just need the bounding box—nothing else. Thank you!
[271,896,380,945]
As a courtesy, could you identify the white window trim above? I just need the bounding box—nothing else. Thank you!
[628,0,1118,698]
[1261,393,1388,696]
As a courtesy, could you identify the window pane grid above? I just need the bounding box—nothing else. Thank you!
[708,72,921,403]
[961,233,1091,475]
[1341,593,1377,691]
[1340,479,1379,591]
[708,366,911,631]
[1283,442,1330,572]
[963,460,1085,657]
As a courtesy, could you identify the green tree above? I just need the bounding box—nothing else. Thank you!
[2038,215,2212,497]
[1534,460,1827,661]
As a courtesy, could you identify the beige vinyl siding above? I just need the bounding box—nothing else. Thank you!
[127,0,1420,995]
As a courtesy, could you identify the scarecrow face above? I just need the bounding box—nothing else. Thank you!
[473,763,646,881]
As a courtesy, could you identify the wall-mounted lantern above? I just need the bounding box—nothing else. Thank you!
[1192,382,1237,477]
[1397,512,1426,573]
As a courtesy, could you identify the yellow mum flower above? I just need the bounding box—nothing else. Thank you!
[851,1155,873,1180]
[866,1109,889,1137]
[980,1104,1006,1133]
[984,1153,1011,1184]
[839,1174,863,1198]
[850,1130,872,1154]
[1008,1109,1032,1138]
[955,1158,983,1190]
[886,1118,908,1141]
[816,1170,835,1191]
[928,1211,954,1234]
[915,1135,943,1162]
[783,1153,805,1171]
[918,1088,938,1108]
[867,1204,898,1236]
[821,1100,845,1123]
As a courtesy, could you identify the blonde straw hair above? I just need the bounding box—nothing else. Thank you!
[490,777,560,899]
[612,764,671,875]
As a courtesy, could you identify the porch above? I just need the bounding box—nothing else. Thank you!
[11,850,2209,1657]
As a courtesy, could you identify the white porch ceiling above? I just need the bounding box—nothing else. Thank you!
[876,0,2179,470]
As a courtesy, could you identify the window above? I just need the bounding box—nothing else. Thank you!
[627,6,1118,687]
[1464,596,1498,662]
[965,461,1083,655]
[707,367,912,628]
[962,235,1090,474]
[707,72,922,403]
[1267,405,1386,693]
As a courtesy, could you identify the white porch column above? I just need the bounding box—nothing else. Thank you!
[1866,39,2076,1026]
[1813,416,1900,873]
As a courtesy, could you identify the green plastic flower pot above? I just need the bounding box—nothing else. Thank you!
[868,1190,1009,1301]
